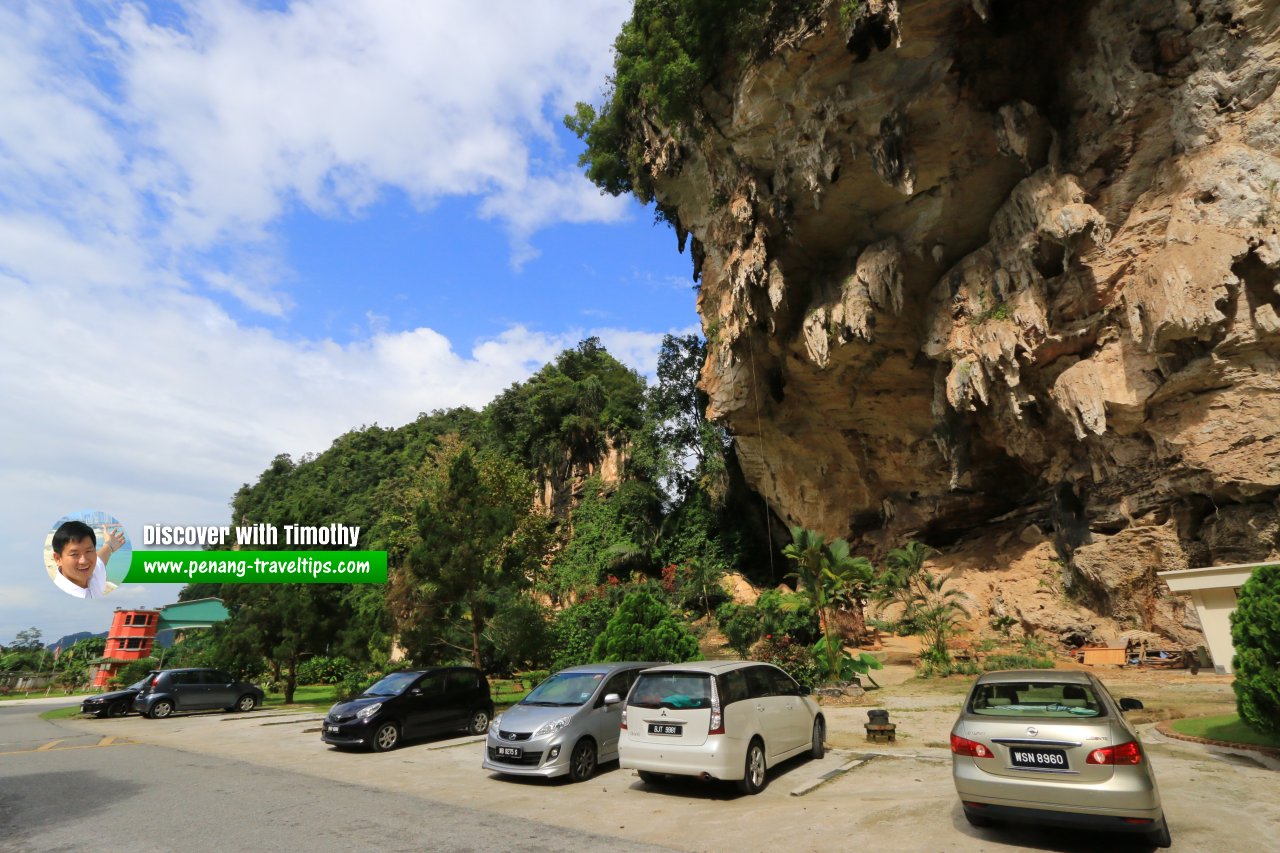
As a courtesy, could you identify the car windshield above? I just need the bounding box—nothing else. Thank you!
[521,672,606,706]
[969,681,1106,717]
[126,678,150,691]
[629,672,713,710]
[362,672,420,697]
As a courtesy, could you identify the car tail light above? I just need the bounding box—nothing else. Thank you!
[620,707,627,731]
[1086,741,1143,765]
[950,734,993,758]
[151,678,159,687]
[708,676,724,735]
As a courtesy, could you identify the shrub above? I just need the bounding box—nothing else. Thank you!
[716,601,764,656]
[548,598,615,671]
[1231,565,1280,735]
[518,670,550,689]
[109,657,160,689]
[755,588,820,645]
[297,656,357,685]
[982,654,1055,671]
[917,659,980,678]
[749,635,820,688]
[336,660,417,702]
[810,641,883,686]
[592,588,701,663]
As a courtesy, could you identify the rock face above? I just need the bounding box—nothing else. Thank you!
[642,0,1280,645]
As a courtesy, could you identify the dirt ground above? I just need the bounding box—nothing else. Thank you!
[43,659,1280,852]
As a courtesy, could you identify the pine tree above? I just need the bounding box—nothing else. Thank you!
[591,588,701,662]
[1231,565,1280,735]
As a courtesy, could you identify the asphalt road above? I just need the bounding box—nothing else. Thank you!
[4,689,1278,852]
[0,701,670,853]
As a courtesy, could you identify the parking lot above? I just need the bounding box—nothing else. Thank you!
[36,667,1280,852]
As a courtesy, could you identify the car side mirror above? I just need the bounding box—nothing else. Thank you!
[409,688,423,696]
[603,693,622,705]
[1119,697,1143,711]
[798,685,811,696]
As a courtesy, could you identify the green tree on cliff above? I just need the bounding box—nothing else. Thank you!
[1231,565,1280,735]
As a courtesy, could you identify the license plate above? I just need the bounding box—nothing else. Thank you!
[326,725,340,733]
[1009,747,1068,769]
[496,746,522,758]
[648,723,682,736]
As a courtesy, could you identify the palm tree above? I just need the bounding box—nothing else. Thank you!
[824,539,876,643]
[783,526,840,677]
[875,539,938,623]
[907,571,970,666]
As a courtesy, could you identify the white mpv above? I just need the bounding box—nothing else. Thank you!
[618,660,825,794]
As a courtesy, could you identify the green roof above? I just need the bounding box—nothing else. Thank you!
[156,598,230,630]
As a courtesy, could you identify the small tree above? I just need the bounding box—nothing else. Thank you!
[592,588,701,662]
[1231,565,1280,735]
[909,572,971,670]
[783,527,841,678]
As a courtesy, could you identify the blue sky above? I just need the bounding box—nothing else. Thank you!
[0,0,700,645]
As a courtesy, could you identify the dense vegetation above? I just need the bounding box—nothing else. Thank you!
[565,0,822,202]
[159,336,781,696]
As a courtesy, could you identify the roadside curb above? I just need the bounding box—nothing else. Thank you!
[789,753,876,796]
[1153,720,1280,770]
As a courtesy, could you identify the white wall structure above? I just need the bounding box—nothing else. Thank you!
[1158,563,1271,675]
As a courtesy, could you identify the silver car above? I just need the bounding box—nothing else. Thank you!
[483,662,661,782]
[950,670,1170,848]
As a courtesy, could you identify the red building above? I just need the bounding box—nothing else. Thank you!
[93,608,161,688]
[90,599,230,688]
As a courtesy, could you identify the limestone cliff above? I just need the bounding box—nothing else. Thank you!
[641,0,1280,647]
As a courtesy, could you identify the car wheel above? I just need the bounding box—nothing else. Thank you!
[371,721,400,752]
[235,694,257,712]
[810,718,825,760]
[736,739,768,795]
[467,708,490,736]
[1147,817,1172,849]
[568,739,597,783]
[963,808,993,828]
[637,770,666,785]
[149,700,173,719]
[108,700,130,718]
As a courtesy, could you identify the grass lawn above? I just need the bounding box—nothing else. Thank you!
[263,683,339,710]
[1,690,96,702]
[1170,713,1280,749]
[39,705,85,721]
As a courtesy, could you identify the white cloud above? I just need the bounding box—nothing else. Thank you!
[105,0,632,260]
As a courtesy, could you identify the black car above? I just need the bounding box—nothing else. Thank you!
[132,668,265,719]
[80,675,154,717]
[323,667,493,752]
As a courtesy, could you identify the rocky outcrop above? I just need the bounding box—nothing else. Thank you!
[537,438,628,518]
[640,0,1280,642]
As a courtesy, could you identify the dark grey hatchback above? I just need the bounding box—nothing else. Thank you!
[323,667,493,752]
[132,668,264,719]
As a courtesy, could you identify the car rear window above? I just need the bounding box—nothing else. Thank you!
[630,672,713,710]
[969,681,1106,718]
